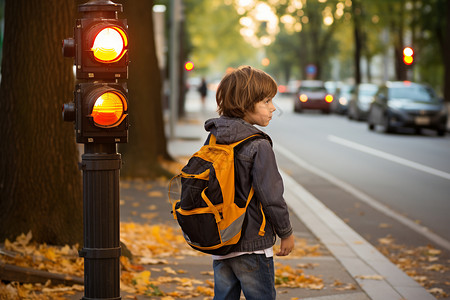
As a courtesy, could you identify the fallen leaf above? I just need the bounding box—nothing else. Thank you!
[356,274,384,280]
[163,267,177,275]
[378,223,391,228]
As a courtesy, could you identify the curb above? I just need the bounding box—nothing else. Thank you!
[281,170,435,300]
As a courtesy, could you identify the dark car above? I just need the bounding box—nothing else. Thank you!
[330,84,355,115]
[348,83,378,121]
[294,80,333,114]
[367,81,448,136]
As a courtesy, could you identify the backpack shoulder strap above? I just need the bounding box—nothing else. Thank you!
[208,133,217,145]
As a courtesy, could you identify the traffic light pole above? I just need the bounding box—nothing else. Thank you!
[79,143,122,300]
[62,1,128,297]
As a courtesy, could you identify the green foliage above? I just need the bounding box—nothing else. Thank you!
[261,0,349,81]
[184,0,258,76]
[180,0,447,93]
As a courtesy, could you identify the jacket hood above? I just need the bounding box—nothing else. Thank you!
[204,116,271,144]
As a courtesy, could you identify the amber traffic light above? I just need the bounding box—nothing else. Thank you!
[76,83,128,143]
[91,91,127,128]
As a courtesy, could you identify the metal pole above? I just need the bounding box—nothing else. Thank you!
[169,0,181,139]
[79,143,121,300]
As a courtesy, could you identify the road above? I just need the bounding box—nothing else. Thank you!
[185,89,450,248]
[267,94,450,247]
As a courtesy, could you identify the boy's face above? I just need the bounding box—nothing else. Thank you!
[243,97,276,127]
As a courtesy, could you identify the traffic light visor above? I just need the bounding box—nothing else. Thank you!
[92,26,128,63]
[91,91,127,128]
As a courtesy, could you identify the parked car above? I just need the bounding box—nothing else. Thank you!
[348,83,378,121]
[330,84,354,115]
[324,81,341,95]
[367,81,448,136]
[294,80,333,114]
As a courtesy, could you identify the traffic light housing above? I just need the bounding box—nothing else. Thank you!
[64,83,128,143]
[402,47,414,66]
[73,18,128,79]
[62,0,129,144]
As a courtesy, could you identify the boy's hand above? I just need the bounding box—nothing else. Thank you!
[276,235,295,256]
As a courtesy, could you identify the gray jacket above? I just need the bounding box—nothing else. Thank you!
[204,116,293,252]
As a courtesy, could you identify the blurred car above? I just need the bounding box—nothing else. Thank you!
[330,84,354,114]
[348,83,378,121]
[294,80,333,114]
[324,81,341,95]
[367,81,448,136]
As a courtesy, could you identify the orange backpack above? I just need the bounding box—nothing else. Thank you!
[169,134,266,255]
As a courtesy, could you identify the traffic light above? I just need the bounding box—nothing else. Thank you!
[184,61,194,71]
[64,83,128,143]
[62,0,129,143]
[402,47,414,66]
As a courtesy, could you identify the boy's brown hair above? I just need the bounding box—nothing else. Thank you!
[216,66,277,118]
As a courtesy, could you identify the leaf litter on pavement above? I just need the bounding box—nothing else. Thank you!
[1,225,327,298]
[0,202,328,299]
[376,234,449,298]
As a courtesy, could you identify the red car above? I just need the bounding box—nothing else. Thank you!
[294,80,334,114]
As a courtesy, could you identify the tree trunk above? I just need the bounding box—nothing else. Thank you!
[390,0,407,81]
[444,0,450,102]
[352,0,362,85]
[0,0,83,245]
[119,0,172,178]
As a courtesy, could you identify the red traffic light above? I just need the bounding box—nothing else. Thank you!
[62,19,129,79]
[402,47,414,65]
[184,61,194,71]
[91,26,128,63]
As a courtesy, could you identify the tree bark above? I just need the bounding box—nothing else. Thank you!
[352,0,362,85]
[0,0,83,245]
[119,0,172,178]
[444,0,450,102]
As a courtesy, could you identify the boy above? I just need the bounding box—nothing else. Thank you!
[204,66,295,300]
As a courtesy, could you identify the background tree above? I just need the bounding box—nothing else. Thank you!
[352,0,362,84]
[266,0,345,81]
[118,0,171,178]
[414,0,449,100]
[266,28,302,83]
[184,0,258,76]
[0,0,83,245]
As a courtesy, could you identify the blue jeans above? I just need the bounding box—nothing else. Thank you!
[213,254,275,300]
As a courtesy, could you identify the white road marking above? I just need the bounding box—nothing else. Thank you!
[275,143,450,252]
[328,135,450,181]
